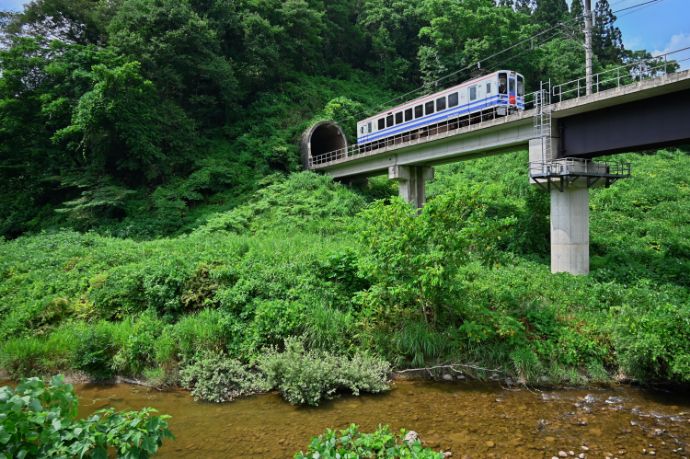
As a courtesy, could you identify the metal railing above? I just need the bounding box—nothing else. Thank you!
[552,46,690,102]
[308,104,532,168]
[529,157,632,178]
[309,46,690,170]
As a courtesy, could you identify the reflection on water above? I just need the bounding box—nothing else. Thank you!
[75,380,690,458]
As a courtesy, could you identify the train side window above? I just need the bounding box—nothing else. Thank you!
[498,73,507,94]
[425,101,435,115]
[367,122,372,133]
[378,118,385,130]
[386,114,394,128]
[469,86,477,101]
[448,92,459,107]
[360,126,365,134]
[404,108,413,122]
[517,75,525,96]
[436,97,446,111]
[414,105,423,118]
[395,112,403,124]
[486,83,492,94]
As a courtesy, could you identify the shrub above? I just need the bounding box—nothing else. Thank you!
[0,327,79,378]
[245,299,306,351]
[172,308,240,361]
[113,311,164,376]
[0,375,173,458]
[179,351,268,403]
[259,338,390,406]
[73,322,125,380]
[613,302,690,383]
[294,424,444,459]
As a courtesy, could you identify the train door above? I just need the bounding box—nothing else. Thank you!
[498,72,508,115]
[508,73,517,106]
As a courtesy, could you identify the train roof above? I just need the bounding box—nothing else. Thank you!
[359,70,522,124]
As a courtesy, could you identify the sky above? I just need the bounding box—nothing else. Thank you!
[1,0,689,66]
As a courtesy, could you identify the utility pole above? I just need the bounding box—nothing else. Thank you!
[584,0,594,95]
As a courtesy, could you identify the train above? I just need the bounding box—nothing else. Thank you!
[356,70,525,150]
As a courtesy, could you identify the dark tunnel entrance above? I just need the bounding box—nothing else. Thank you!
[301,121,348,168]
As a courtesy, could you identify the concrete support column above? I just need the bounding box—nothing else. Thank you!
[529,135,556,183]
[550,183,589,275]
[388,165,434,208]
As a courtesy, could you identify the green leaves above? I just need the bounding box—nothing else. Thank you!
[0,375,173,458]
[294,424,444,459]
[355,188,515,324]
[259,337,391,406]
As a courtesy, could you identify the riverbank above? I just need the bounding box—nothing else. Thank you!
[69,379,690,458]
[2,152,689,394]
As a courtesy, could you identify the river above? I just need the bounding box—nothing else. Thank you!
[75,380,690,458]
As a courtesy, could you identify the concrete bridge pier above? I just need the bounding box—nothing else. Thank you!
[388,165,434,208]
[550,183,589,275]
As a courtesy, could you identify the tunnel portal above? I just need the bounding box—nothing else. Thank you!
[301,121,348,168]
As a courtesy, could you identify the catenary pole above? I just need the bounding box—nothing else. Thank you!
[584,0,594,95]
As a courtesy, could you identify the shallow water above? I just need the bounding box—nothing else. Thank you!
[75,380,690,458]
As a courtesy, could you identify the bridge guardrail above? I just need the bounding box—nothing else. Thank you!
[310,46,690,170]
[529,158,632,179]
[308,105,533,168]
[552,46,690,102]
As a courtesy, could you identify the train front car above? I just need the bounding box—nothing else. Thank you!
[355,70,525,150]
[497,70,525,113]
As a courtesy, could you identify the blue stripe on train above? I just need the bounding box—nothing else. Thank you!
[358,95,524,144]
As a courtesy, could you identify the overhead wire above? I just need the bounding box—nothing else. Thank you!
[330,0,669,125]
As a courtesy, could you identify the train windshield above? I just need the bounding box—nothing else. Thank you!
[498,73,507,94]
[517,75,524,96]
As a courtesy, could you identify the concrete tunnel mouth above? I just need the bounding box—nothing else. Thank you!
[301,121,348,168]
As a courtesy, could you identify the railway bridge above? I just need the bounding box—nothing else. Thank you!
[302,64,690,276]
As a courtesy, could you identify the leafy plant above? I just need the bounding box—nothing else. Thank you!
[0,375,173,458]
[294,424,444,459]
[259,338,390,406]
[179,351,268,403]
[73,321,124,381]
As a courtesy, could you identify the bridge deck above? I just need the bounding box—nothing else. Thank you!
[310,70,690,179]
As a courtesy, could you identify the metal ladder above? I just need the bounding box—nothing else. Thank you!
[534,80,553,163]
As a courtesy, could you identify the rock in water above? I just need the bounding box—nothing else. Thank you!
[404,431,419,445]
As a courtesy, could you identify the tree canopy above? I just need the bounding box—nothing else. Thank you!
[0,0,649,238]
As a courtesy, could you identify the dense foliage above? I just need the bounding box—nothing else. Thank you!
[0,375,173,458]
[1,150,688,388]
[0,0,688,396]
[0,0,639,238]
[294,424,444,459]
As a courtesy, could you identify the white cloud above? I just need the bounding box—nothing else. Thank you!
[652,33,690,70]
[653,33,690,55]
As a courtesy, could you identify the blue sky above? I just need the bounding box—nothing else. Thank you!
[2,0,689,64]
[605,0,690,56]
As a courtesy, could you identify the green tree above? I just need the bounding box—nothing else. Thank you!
[3,0,113,45]
[108,0,239,124]
[358,0,424,89]
[533,0,568,25]
[54,61,194,184]
[593,0,624,65]
[416,0,535,87]
[570,0,584,29]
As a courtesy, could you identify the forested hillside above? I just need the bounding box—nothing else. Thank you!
[1,0,641,238]
[1,0,688,391]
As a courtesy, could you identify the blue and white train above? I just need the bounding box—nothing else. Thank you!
[356,70,525,150]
